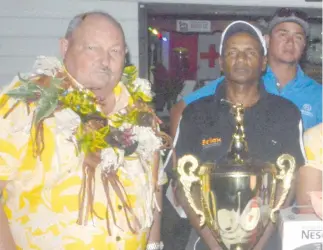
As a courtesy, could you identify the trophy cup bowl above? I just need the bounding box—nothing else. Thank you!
[176,103,296,250]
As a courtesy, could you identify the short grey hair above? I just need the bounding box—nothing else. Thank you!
[64,11,125,42]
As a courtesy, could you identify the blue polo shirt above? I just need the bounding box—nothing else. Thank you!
[183,66,322,130]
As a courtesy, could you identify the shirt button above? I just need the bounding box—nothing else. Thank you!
[117,205,122,210]
[116,236,121,241]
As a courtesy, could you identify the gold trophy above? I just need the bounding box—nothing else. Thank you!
[176,102,296,250]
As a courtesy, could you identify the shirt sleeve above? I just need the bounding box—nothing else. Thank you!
[0,78,32,181]
[0,105,32,181]
[182,76,224,105]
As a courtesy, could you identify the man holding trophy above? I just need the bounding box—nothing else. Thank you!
[168,21,306,250]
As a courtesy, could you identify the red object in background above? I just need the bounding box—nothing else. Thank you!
[200,44,220,68]
[169,32,198,80]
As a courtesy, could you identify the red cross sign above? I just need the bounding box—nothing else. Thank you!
[199,44,220,68]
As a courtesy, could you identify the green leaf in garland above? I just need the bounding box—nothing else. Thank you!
[133,92,152,102]
[17,72,32,82]
[34,95,59,125]
[44,77,64,97]
[6,85,39,100]
[33,76,67,124]
[122,65,137,90]
[48,77,65,96]
[6,74,44,101]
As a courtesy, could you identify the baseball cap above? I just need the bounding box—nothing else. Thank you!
[219,20,267,56]
[268,8,309,36]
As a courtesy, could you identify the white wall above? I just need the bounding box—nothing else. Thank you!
[0,0,321,86]
[0,0,138,86]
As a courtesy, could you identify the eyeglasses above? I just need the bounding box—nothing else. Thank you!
[274,8,308,22]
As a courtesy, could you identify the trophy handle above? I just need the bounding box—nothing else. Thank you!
[270,154,296,223]
[199,165,217,228]
[177,155,206,226]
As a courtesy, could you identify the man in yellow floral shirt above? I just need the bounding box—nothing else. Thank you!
[296,123,322,218]
[0,11,167,250]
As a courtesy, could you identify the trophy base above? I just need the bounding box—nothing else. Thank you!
[229,244,247,250]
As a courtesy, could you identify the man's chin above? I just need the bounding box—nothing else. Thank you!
[278,56,298,65]
[230,76,253,84]
[90,88,103,96]
[89,86,115,101]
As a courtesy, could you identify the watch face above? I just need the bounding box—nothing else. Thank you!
[240,198,261,231]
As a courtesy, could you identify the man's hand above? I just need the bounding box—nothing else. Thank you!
[174,182,223,250]
[297,166,322,214]
[147,153,163,244]
[147,185,162,244]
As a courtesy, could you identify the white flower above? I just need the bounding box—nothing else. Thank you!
[118,108,128,115]
[32,56,63,76]
[54,108,81,138]
[119,122,132,131]
[98,148,124,173]
[133,78,154,98]
[131,125,162,161]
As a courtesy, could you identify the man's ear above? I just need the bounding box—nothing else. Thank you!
[262,56,268,72]
[219,56,224,72]
[59,38,69,59]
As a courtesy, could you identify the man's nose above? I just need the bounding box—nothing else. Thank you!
[101,52,111,67]
[285,34,295,45]
[236,51,247,62]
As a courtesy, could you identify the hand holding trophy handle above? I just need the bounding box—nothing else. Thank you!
[177,155,206,226]
[270,154,296,223]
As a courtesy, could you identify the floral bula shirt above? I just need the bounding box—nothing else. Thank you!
[0,75,166,250]
[304,123,322,171]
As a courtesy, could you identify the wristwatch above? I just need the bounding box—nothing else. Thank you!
[146,241,164,250]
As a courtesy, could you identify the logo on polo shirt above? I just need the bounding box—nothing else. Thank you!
[301,104,313,117]
[201,137,222,148]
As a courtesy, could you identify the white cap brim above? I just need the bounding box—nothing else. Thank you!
[219,20,267,56]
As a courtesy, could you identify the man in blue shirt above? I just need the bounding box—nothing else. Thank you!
[170,7,322,136]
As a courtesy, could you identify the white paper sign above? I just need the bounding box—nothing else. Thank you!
[176,20,211,33]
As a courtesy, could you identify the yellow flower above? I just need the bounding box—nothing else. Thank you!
[59,90,101,117]
[76,125,110,154]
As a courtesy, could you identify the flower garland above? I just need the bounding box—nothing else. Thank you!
[1,56,172,234]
